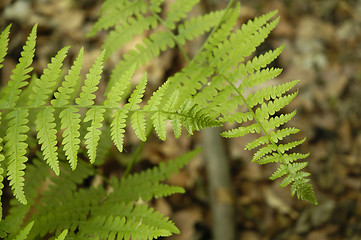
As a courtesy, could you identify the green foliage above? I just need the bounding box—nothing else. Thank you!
[0,0,317,239]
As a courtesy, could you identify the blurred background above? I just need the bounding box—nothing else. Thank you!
[0,0,360,239]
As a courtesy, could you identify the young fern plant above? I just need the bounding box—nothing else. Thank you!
[0,0,317,239]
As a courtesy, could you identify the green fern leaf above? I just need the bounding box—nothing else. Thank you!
[221,123,260,138]
[245,136,269,150]
[144,81,169,140]
[52,48,84,169]
[0,24,11,70]
[112,149,201,202]
[122,72,147,141]
[104,64,135,108]
[84,107,105,164]
[163,89,181,138]
[291,179,318,205]
[246,79,298,108]
[150,112,168,141]
[0,25,37,108]
[269,164,288,180]
[83,214,172,240]
[28,47,70,175]
[54,230,68,240]
[144,81,169,112]
[75,51,105,106]
[270,127,300,143]
[124,73,147,111]
[12,221,34,240]
[277,138,306,154]
[5,109,29,204]
[105,65,135,152]
[72,51,105,163]
[110,110,128,152]
[51,47,84,107]
[35,108,59,175]
[280,171,310,188]
[88,203,179,238]
[28,46,70,107]
[244,44,284,74]
[263,110,297,133]
[130,111,147,141]
[241,68,283,91]
[59,107,81,170]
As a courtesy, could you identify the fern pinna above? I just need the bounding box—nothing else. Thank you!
[0,0,317,239]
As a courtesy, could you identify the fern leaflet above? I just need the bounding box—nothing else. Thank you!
[0,24,11,70]
[4,109,29,204]
[0,25,37,108]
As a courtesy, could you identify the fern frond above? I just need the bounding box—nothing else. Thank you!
[130,111,147,142]
[59,107,81,169]
[110,110,128,152]
[35,108,59,175]
[0,25,37,108]
[84,107,105,164]
[5,109,29,204]
[0,24,11,70]
[150,112,168,141]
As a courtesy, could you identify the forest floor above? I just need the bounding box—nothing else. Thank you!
[1,0,361,239]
